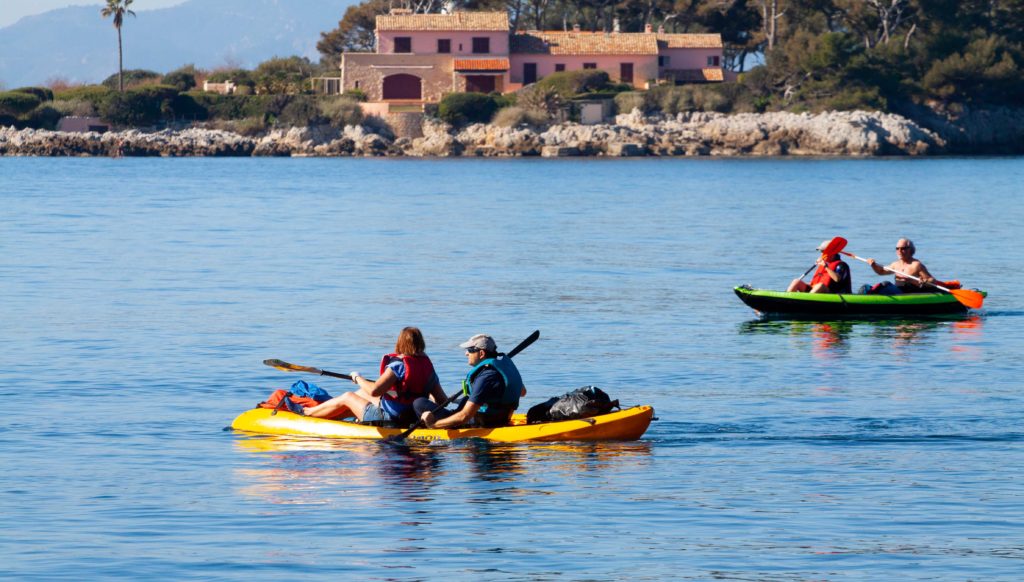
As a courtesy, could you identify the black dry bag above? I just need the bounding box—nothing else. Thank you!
[527,386,619,423]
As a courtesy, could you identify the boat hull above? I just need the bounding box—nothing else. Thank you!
[734,286,980,317]
[231,405,654,442]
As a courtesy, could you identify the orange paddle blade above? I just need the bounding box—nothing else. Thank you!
[951,288,984,309]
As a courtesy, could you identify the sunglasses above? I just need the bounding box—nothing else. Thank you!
[465,347,483,354]
[896,246,910,250]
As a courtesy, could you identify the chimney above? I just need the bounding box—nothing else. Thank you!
[573,23,580,32]
[613,18,620,33]
[644,23,653,33]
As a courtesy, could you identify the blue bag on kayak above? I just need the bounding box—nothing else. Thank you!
[289,379,332,403]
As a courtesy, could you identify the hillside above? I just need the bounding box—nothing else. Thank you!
[0,0,355,88]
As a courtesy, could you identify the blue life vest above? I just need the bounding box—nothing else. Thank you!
[462,355,524,417]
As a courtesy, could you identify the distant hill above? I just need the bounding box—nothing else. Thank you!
[0,0,356,88]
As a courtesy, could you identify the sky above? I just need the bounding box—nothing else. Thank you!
[0,0,187,28]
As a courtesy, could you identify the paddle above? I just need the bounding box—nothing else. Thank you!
[386,329,540,443]
[263,358,354,381]
[840,251,984,309]
[796,236,848,280]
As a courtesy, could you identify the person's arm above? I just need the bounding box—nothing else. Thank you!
[867,258,886,275]
[423,400,481,429]
[819,258,844,283]
[914,262,936,287]
[351,367,398,398]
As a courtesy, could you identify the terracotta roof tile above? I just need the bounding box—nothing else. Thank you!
[512,31,659,56]
[702,67,724,81]
[664,68,725,82]
[453,58,510,71]
[377,11,509,32]
[656,33,723,49]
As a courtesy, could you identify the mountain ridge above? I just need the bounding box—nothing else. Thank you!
[0,0,354,88]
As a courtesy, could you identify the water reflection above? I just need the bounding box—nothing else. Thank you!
[232,435,653,504]
[233,436,446,504]
[739,319,853,358]
[739,315,985,359]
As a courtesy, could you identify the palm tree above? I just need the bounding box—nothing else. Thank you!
[101,0,136,92]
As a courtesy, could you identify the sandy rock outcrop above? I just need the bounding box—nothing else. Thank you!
[4,107,1020,157]
[405,119,461,156]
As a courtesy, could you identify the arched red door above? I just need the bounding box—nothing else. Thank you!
[382,74,422,100]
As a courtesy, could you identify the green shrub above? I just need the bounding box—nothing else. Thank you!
[50,99,99,117]
[184,92,275,121]
[12,87,54,102]
[254,56,316,94]
[102,69,162,90]
[614,91,649,114]
[491,92,516,109]
[491,106,548,128]
[645,85,732,114]
[822,87,887,112]
[438,92,499,126]
[209,116,268,136]
[99,85,181,126]
[23,105,62,130]
[535,70,611,99]
[54,85,113,108]
[0,91,42,115]
[342,88,367,101]
[162,71,197,92]
[515,85,561,117]
[278,96,324,126]
[320,96,363,128]
[170,92,207,121]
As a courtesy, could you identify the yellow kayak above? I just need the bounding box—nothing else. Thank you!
[230,405,655,442]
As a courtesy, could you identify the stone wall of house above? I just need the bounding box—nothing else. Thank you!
[386,112,426,139]
[342,54,454,101]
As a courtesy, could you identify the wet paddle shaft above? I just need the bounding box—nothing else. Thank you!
[841,251,984,309]
[263,359,353,380]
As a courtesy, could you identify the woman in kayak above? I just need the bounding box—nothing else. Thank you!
[415,333,527,429]
[787,240,852,293]
[303,326,446,425]
[866,238,937,294]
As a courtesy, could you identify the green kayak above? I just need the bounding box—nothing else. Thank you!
[734,285,985,317]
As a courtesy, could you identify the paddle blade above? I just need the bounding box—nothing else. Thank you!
[821,236,848,256]
[951,288,984,309]
[263,359,314,373]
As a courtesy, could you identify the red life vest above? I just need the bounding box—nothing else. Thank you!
[810,258,849,292]
[379,353,435,405]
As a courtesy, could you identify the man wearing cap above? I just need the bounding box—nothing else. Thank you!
[415,334,527,429]
[787,240,852,293]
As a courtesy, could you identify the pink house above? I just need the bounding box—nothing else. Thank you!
[339,10,724,103]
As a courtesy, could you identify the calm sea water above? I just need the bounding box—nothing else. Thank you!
[2,156,1023,580]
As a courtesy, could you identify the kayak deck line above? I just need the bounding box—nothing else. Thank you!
[231,405,654,442]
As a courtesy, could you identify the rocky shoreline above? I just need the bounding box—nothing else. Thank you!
[2,108,1022,157]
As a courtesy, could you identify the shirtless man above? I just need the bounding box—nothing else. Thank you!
[867,238,936,293]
